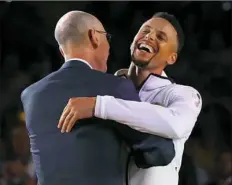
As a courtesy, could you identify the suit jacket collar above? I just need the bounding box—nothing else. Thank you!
[61,59,92,70]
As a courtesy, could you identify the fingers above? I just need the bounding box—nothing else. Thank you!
[66,115,78,133]
[58,103,79,133]
[58,98,83,133]
[60,111,75,133]
[58,105,69,129]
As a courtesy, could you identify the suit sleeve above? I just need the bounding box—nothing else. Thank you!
[99,79,175,168]
[95,86,202,139]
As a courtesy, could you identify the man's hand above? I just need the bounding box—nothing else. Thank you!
[114,68,128,77]
[58,97,96,133]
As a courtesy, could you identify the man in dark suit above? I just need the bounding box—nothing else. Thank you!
[21,11,175,185]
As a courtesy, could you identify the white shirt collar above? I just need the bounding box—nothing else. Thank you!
[161,71,167,77]
[66,58,93,69]
[138,71,173,92]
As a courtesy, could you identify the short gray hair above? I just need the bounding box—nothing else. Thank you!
[54,11,98,46]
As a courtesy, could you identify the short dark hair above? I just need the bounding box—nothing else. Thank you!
[153,12,184,54]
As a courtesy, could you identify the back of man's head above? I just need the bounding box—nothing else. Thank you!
[54,11,110,72]
[54,11,100,46]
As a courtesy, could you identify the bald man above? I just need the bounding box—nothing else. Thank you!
[21,11,175,185]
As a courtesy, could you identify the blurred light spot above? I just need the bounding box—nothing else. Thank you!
[222,2,231,11]
[19,112,25,122]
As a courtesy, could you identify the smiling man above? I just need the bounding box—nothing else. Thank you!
[130,14,178,70]
[58,12,202,185]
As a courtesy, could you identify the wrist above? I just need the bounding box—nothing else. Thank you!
[90,97,96,117]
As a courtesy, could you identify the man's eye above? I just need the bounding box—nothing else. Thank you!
[142,30,150,34]
[157,35,164,41]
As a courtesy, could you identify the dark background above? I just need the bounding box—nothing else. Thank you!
[0,1,231,185]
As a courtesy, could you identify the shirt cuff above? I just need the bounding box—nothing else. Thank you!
[94,95,108,119]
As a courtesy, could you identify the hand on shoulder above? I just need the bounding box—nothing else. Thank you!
[114,69,128,78]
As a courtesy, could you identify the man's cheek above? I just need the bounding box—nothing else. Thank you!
[130,43,135,55]
[133,32,141,40]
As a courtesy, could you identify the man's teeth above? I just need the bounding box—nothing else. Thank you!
[139,44,153,53]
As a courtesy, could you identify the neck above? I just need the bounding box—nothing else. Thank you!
[128,63,163,87]
[65,53,96,69]
[63,45,101,71]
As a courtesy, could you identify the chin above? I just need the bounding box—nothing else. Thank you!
[132,56,150,68]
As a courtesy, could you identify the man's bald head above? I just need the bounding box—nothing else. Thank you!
[54,11,103,46]
[55,11,110,72]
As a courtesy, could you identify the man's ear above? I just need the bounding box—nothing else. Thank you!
[88,29,99,49]
[167,53,177,65]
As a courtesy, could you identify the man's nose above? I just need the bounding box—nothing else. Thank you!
[145,31,156,41]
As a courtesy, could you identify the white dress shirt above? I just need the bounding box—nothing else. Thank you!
[94,72,202,185]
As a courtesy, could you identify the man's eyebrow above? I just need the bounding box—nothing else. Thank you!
[157,30,168,41]
[143,25,152,29]
[157,30,167,36]
[142,25,169,41]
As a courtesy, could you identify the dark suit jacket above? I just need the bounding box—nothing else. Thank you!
[21,60,175,185]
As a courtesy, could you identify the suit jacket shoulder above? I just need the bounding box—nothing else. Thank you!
[89,70,140,102]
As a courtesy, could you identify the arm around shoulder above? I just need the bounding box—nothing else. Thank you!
[95,84,202,139]
[96,79,175,168]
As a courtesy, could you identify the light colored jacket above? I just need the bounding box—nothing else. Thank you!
[94,71,202,185]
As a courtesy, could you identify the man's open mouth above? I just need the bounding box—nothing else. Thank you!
[137,43,158,54]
